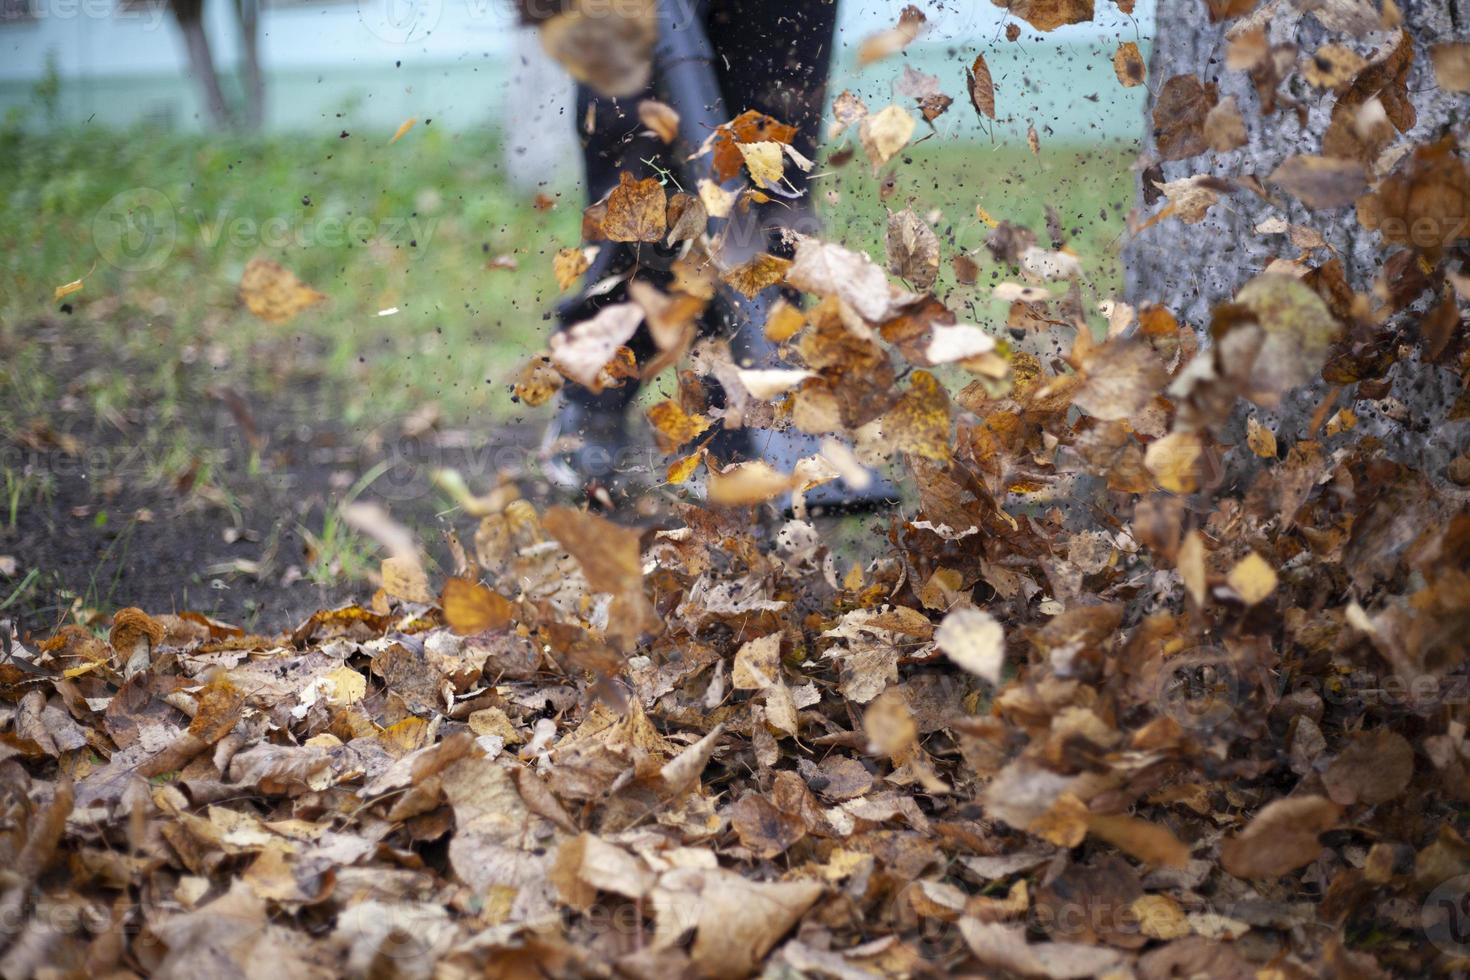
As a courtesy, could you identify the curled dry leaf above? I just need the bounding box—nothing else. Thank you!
[736,368,816,400]
[1268,155,1368,209]
[787,237,896,323]
[548,302,644,390]
[538,2,655,98]
[992,0,1095,32]
[967,53,996,119]
[637,99,680,143]
[885,208,941,290]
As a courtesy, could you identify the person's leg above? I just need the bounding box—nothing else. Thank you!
[706,0,838,253]
[546,86,669,491]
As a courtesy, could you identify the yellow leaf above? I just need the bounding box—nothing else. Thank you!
[381,555,432,603]
[859,105,915,173]
[1144,431,1203,493]
[646,399,712,453]
[764,299,806,342]
[1178,529,1208,607]
[882,369,951,461]
[553,247,590,291]
[707,460,793,507]
[1227,552,1277,606]
[389,117,417,144]
[54,279,84,301]
[1246,416,1277,458]
[722,253,791,298]
[238,258,326,324]
[441,577,514,634]
[737,141,786,190]
[666,449,705,485]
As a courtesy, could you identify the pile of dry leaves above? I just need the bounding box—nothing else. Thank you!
[7,1,1470,977]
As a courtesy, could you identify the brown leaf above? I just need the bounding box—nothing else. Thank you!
[722,252,791,298]
[1322,729,1414,805]
[602,171,667,243]
[539,3,655,98]
[549,302,644,390]
[1152,74,1219,161]
[1220,796,1340,879]
[993,0,1094,33]
[967,54,996,119]
[1085,813,1190,868]
[885,208,941,290]
[857,4,926,66]
[638,99,680,142]
[1268,155,1368,209]
[1113,42,1146,87]
[1431,42,1470,91]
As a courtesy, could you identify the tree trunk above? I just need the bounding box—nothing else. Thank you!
[1124,0,1470,489]
[234,0,265,131]
[172,0,234,129]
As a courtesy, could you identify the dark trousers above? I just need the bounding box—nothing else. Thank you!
[561,0,838,411]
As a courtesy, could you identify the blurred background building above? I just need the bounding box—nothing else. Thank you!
[1,0,1152,186]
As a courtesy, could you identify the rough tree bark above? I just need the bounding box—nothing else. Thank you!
[1124,0,1469,491]
[171,0,234,129]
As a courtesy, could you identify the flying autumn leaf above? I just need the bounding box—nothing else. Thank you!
[238,258,326,324]
[602,172,667,243]
[548,302,644,389]
[967,54,996,120]
[389,117,416,144]
[637,99,680,142]
[857,4,926,66]
[859,105,916,172]
[1113,42,1146,87]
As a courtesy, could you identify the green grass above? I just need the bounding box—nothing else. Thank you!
[817,140,1136,317]
[1,123,1136,521]
[0,120,581,435]
[1,122,1133,427]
